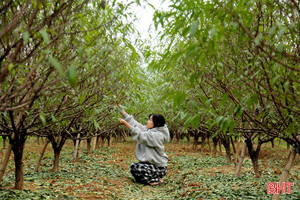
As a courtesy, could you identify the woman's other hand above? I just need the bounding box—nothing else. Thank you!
[119,118,126,125]
[118,118,131,129]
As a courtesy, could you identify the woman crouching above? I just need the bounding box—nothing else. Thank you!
[117,104,170,186]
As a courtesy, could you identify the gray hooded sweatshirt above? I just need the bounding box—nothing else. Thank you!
[124,113,170,167]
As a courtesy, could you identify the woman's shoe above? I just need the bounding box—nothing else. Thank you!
[150,179,164,186]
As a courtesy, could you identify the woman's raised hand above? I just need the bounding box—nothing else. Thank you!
[116,101,126,115]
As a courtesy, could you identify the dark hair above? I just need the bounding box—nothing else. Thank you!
[149,114,165,127]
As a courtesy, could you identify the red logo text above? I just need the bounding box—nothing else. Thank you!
[267,182,294,194]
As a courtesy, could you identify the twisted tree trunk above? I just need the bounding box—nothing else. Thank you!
[53,148,61,172]
[12,134,26,190]
[49,132,68,172]
[245,138,261,178]
[235,140,247,177]
[212,137,218,157]
[2,136,7,148]
[0,142,12,182]
[79,140,83,155]
[218,139,223,156]
[207,135,211,152]
[221,135,232,163]
[234,139,240,163]
[201,133,206,152]
[272,147,297,200]
[230,136,236,154]
[73,133,81,162]
[35,139,50,171]
[87,138,92,154]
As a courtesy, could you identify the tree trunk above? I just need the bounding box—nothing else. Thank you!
[121,130,127,141]
[230,136,236,154]
[252,155,260,178]
[49,133,67,173]
[0,143,12,182]
[176,130,181,144]
[12,135,26,190]
[278,138,281,146]
[235,140,247,177]
[271,139,274,148]
[245,138,261,178]
[218,140,223,156]
[107,136,111,147]
[221,136,232,163]
[192,135,199,150]
[212,137,218,157]
[53,148,61,172]
[73,133,80,162]
[201,134,206,152]
[235,139,240,163]
[2,136,7,148]
[93,136,97,150]
[87,138,91,154]
[35,139,50,171]
[100,136,105,147]
[207,136,211,152]
[187,131,191,146]
[272,147,297,200]
[96,136,101,149]
[224,144,232,163]
[79,140,83,155]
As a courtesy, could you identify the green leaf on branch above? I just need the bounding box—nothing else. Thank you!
[268,26,276,37]
[277,43,284,52]
[191,114,201,129]
[221,118,229,134]
[189,74,196,86]
[173,93,186,108]
[288,115,295,122]
[77,47,84,57]
[49,56,63,75]
[271,75,280,86]
[79,94,86,104]
[40,29,50,43]
[221,92,229,106]
[184,114,201,129]
[180,111,187,120]
[190,21,198,37]
[184,117,191,130]
[210,27,216,39]
[288,124,296,136]
[51,115,57,123]
[283,81,289,91]
[127,42,138,60]
[229,120,235,134]
[93,119,100,130]
[66,65,78,88]
[23,31,30,44]
[235,106,244,118]
[39,112,46,126]
[246,93,258,106]
[8,63,14,72]
[216,116,224,124]
[135,0,141,6]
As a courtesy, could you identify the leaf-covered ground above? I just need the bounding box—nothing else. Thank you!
[0,138,299,199]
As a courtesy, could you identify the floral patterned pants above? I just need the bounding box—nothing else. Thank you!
[130,162,167,185]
